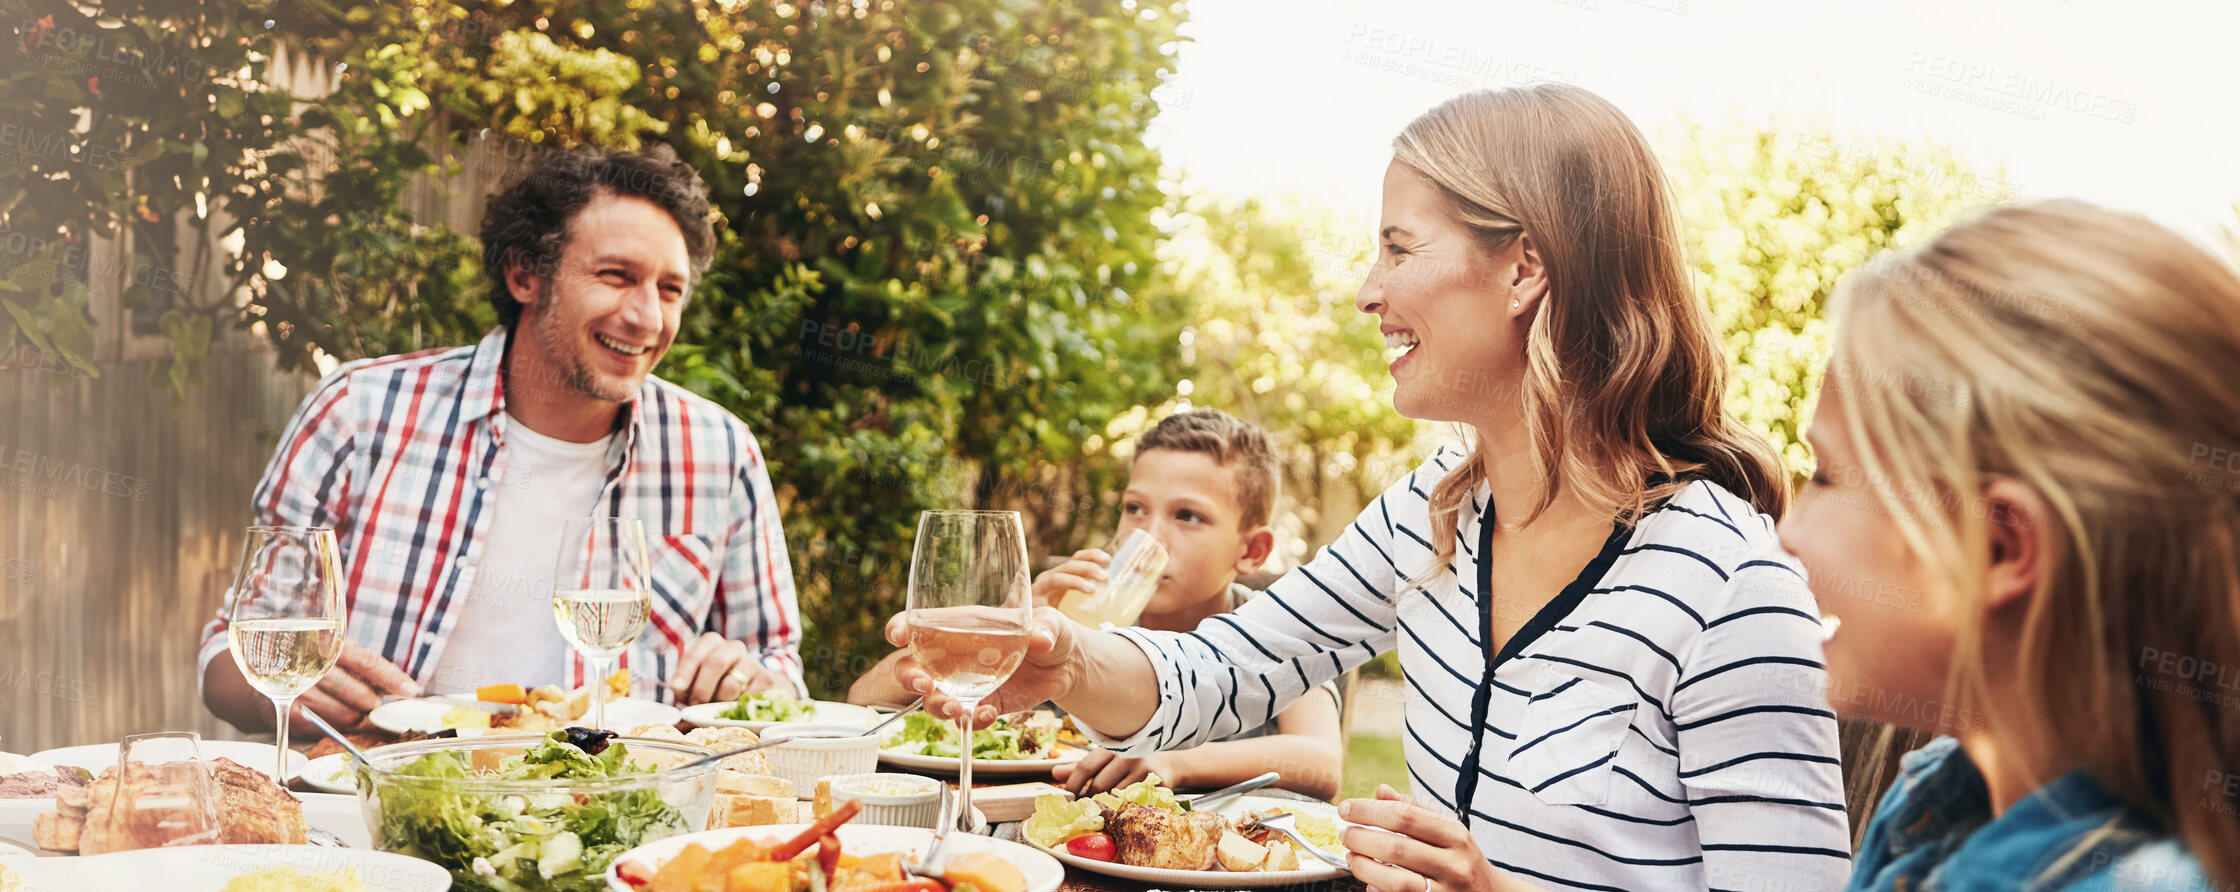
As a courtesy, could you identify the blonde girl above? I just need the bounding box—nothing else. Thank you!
[1781,199,2240,890]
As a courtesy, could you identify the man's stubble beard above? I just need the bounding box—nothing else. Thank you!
[528,297,637,404]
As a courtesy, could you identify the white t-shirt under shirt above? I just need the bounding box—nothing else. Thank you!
[426,415,613,694]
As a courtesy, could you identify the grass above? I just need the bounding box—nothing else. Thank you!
[1340,731,1407,801]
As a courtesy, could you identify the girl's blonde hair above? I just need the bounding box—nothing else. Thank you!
[1830,199,2240,884]
[1393,85,1787,566]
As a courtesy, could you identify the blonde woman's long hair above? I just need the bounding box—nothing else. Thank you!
[1394,85,1788,567]
[1830,199,2240,884]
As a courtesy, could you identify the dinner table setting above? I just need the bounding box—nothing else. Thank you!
[0,512,1368,892]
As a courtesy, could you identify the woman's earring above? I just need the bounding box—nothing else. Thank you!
[1511,299,1520,309]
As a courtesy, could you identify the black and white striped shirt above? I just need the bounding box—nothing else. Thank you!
[1089,443,1850,891]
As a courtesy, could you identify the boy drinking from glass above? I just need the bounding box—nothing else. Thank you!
[849,409,1346,800]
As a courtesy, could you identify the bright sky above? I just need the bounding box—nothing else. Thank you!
[1148,0,2240,244]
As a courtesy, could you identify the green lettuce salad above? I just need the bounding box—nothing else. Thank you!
[715,689,816,723]
[882,710,1054,760]
[1022,775,1188,848]
[368,730,693,892]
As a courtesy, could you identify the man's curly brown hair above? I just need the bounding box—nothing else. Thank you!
[477,143,717,330]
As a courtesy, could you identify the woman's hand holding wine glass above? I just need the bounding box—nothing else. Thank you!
[884,607,1085,726]
[901,510,1035,832]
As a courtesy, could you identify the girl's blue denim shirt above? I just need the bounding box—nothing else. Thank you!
[1848,737,2219,892]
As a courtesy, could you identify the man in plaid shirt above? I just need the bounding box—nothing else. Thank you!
[201,146,801,734]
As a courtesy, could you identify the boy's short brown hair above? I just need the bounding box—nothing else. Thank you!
[1134,409,1281,530]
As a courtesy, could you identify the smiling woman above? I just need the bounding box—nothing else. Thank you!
[892,83,1850,892]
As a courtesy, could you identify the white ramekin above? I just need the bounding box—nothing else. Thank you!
[761,722,883,798]
[825,772,942,828]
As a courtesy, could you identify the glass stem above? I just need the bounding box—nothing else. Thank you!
[955,697,976,833]
[272,695,298,783]
[590,656,612,729]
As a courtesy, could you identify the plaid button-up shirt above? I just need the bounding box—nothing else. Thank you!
[198,328,802,702]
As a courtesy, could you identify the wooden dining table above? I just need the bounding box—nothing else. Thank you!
[295,725,1370,892]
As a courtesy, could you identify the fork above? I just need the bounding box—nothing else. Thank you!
[903,782,956,879]
[1239,811,1349,869]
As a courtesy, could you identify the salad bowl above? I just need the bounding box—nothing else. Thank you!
[355,731,719,892]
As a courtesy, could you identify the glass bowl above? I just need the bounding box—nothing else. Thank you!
[355,734,718,892]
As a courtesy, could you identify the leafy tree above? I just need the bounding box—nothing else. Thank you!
[1660,116,2012,474]
[1151,194,1422,564]
[7,0,1191,691]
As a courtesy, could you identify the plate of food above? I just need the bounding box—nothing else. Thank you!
[295,752,358,794]
[605,801,1062,892]
[21,843,452,891]
[1019,778,1352,888]
[367,672,680,735]
[678,691,879,732]
[875,711,1086,777]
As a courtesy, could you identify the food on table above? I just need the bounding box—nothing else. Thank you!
[712,771,797,828]
[613,799,1026,892]
[681,727,777,776]
[1234,805,1344,851]
[306,728,447,760]
[1022,776,1345,873]
[717,690,817,723]
[35,757,306,854]
[1216,829,1266,871]
[477,683,530,704]
[435,671,632,734]
[1106,803,1226,871]
[1064,832,1115,862]
[1021,795,1106,849]
[881,710,1059,761]
[0,764,90,799]
[367,728,695,892]
[219,864,366,892]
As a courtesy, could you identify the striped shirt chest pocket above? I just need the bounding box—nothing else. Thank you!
[1503,663,1640,807]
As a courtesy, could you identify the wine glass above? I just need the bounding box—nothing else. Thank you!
[906,510,1034,832]
[553,516,651,730]
[226,525,347,783]
[111,732,221,849]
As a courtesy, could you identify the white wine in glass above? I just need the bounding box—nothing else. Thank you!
[225,525,347,782]
[906,510,1033,832]
[553,517,651,729]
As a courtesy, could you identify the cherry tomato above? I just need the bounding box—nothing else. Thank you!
[1066,833,1116,862]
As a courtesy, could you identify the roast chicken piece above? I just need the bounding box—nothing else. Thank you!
[1105,803,1227,870]
[35,757,304,854]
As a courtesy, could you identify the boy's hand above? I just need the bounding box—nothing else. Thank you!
[1030,548,1111,608]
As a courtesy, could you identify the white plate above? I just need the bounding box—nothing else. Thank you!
[678,698,880,732]
[0,791,370,854]
[297,753,358,794]
[298,791,372,849]
[16,843,449,891]
[607,822,1060,892]
[1023,795,1351,888]
[876,746,1086,777]
[29,742,305,785]
[366,695,680,735]
[0,798,53,854]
